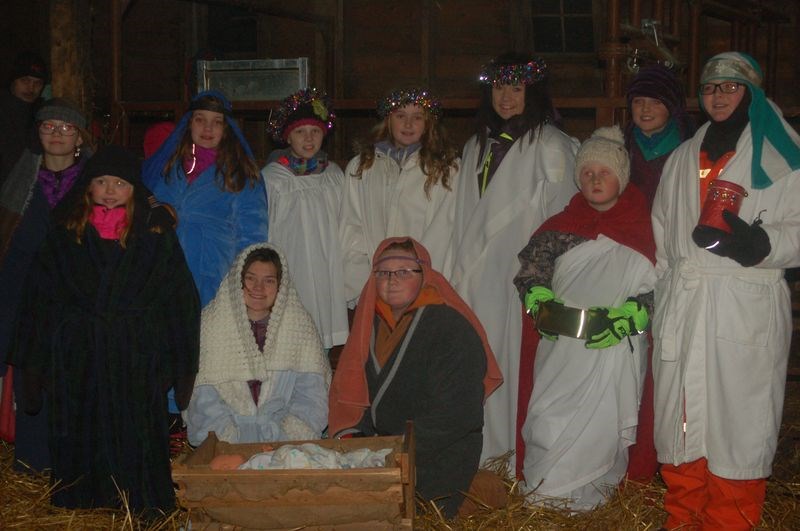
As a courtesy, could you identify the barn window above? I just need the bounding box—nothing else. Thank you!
[532,0,595,53]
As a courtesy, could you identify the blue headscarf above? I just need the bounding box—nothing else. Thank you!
[699,52,800,189]
[142,90,254,183]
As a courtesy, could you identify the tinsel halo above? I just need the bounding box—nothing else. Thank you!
[479,57,548,86]
[376,88,442,120]
[267,87,336,142]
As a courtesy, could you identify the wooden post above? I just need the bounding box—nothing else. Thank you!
[598,0,624,126]
[670,0,682,36]
[111,0,124,145]
[49,0,91,113]
[654,0,665,26]
[421,0,431,87]
[688,0,701,90]
[630,0,642,30]
[766,21,778,96]
[732,20,741,50]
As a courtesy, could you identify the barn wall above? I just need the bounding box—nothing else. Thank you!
[2,0,798,163]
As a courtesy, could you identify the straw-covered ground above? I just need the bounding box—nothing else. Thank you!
[2,347,799,530]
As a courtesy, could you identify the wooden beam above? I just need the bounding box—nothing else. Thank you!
[49,0,91,113]
[688,0,701,90]
[188,0,333,25]
[670,0,682,36]
[766,21,778,96]
[654,0,665,26]
[630,0,642,30]
[600,0,625,125]
[421,0,431,87]
[111,0,124,145]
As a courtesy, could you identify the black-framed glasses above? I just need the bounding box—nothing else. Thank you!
[373,268,422,280]
[39,121,78,136]
[699,82,742,95]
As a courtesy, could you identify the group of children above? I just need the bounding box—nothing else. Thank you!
[1,50,798,529]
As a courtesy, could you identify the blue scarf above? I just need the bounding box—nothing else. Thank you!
[375,141,421,167]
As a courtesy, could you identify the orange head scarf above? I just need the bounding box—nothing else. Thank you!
[328,237,503,437]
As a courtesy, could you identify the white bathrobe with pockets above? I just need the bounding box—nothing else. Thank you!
[652,118,800,479]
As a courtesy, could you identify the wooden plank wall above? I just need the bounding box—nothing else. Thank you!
[1,0,799,165]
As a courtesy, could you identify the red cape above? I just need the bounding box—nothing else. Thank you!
[516,185,655,479]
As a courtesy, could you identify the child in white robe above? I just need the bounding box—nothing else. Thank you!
[261,89,348,349]
[514,126,657,510]
[340,88,459,305]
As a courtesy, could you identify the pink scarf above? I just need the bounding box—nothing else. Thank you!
[89,205,128,240]
[183,145,217,183]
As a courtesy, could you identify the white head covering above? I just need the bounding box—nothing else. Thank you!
[195,242,331,415]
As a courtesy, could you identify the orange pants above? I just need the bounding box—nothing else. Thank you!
[661,458,766,531]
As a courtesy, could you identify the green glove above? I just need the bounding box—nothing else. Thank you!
[524,285,555,318]
[620,297,649,333]
[585,298,648,350]
[539,329,558,342]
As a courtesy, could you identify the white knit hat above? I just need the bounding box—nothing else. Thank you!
[574,125,630,191]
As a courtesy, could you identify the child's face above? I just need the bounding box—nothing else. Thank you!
[630,96,670,136]
[89,175,133,209]
[286,124,324,160]
[39,119,83,158]
[578,162,620,212]
[190,109,225,149]
[389,104,426,148]
[374,249,423,318]
[701,80,746,123]
[492,83,525,120]
[242,260,279,319]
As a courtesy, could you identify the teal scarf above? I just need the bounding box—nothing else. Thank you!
[634,119,681,161]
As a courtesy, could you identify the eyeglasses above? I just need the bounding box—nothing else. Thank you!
[39,121,78,136]
[699,82,742,95]
[373,268,422,280]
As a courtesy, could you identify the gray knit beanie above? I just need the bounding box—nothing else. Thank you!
[35,98,87,130]
[574,125,630,191]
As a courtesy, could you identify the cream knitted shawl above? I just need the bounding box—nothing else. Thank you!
[195,242,331,415]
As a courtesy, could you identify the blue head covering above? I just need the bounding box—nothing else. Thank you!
[142,90,254,184]
[699,52,800,189]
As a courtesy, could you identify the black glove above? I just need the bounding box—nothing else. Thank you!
[146,195,178,230]
[693,210,771,267]
[21,369,44,415]
[721,210,771,266]
[691,224,729,256]
[174,373,197,411]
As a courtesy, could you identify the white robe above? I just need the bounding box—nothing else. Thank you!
[262,161,349,348]
[521,236,656,509]
[449,125,578,461]
[339,150,457,303]
[652,116,800,479]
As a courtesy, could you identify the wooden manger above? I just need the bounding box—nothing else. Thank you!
[172,422,415,530]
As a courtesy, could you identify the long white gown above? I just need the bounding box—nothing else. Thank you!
[449,125,578,462]
[263,161,349,348]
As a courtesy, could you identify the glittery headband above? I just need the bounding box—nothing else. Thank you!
[267,87,336,142]
[479,58,548,86]
[376,89,442,120]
